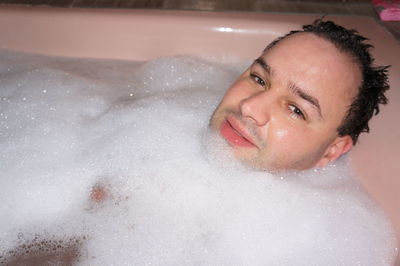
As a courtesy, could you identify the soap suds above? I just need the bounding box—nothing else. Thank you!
[0,50,396,265]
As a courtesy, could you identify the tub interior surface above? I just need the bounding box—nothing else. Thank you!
[0,5,399,252]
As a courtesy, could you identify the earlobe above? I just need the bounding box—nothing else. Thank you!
[315,135,353,168]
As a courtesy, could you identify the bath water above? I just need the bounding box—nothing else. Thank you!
[0,50,397,265]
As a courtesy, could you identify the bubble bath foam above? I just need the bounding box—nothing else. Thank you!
[0,50,397,265]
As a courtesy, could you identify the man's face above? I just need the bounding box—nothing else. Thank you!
[209,33,361,171]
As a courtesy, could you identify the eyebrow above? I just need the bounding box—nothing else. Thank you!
[254,57,323,119]
[254,57,272,75]
[288,82,323,119]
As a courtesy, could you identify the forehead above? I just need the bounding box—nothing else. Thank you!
[260,32,361,118]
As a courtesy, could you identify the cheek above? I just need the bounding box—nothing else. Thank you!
[274,127,289,139]
[220,81,249,105]
[268,123,308,151]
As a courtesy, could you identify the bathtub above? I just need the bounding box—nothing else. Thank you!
[0,5,399,259]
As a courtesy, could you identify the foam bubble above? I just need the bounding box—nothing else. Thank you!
[0,50,397,265]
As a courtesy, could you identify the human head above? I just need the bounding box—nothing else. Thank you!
[209,19,389,171]
[266,19,390,144]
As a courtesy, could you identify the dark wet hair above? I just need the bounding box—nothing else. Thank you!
[265,19,390,144]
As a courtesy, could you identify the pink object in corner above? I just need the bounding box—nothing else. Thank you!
[380,7,400,21]
[372,0,400,21]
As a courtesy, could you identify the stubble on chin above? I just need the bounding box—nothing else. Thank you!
[208,108,267,171]
[208,106,232,131]
[208,106,327,171]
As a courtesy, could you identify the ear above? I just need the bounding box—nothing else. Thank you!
[314,135,353,168]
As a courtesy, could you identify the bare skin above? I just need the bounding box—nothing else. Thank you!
[210,33,360,171]
[90,184,109,203]
[0,236,83,266]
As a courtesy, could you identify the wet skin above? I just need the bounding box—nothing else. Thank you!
[210,32,361,171]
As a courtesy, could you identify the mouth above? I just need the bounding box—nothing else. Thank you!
[220,117,256,148]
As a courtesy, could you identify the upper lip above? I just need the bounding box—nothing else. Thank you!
[226,116,257,147]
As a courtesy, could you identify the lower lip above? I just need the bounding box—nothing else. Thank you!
[220,120,255,147]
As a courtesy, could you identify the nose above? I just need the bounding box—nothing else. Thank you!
[240,91,271,126]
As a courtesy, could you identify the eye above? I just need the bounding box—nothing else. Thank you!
[288,104,306,120]
[250,73,266,87]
